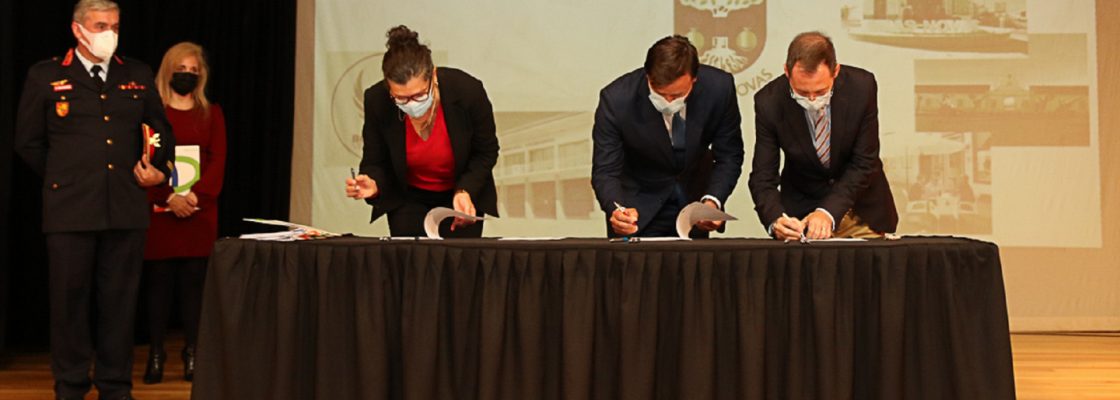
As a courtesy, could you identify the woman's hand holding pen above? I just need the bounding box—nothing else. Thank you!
[345,174,379,199]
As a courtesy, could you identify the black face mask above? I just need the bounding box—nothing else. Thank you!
[169,72,200,96]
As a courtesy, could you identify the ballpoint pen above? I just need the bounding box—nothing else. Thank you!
[782,213,808,243]
[612,201,637,241]
[350,167,357,180]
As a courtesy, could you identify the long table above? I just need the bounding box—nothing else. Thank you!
[191,237,1015,400]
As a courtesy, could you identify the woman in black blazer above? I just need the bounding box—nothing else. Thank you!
[345,25,499,237]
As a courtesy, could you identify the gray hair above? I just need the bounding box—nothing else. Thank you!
[73,0,120,23]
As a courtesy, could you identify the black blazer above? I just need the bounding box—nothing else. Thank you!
[748,65,898,233]
[359,67,499,221]
[15,49,175,233]
[591,65,744,236]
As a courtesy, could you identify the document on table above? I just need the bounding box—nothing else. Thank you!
[423,207,492,239]
[805,238,867,243]
[240,218,340,240]
[675,201,738,239]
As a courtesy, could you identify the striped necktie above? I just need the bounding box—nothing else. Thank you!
[811,108,831,167]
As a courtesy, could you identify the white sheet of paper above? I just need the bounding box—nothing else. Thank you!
[423,207,489,239]
[242,218,339,236]
[497,237,567,241]
[674,202,738,239]
[638,237,690,242]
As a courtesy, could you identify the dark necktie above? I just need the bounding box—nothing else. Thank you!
[90,65,104,88]
[670,112,687,202]
[671,112,686,166]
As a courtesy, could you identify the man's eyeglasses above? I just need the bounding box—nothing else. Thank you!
[390,76,435,105]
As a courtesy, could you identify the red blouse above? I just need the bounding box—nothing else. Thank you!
[405,104,455,192]
[144,104,227,260]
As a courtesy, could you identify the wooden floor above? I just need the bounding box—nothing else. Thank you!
[0,334,1116,399]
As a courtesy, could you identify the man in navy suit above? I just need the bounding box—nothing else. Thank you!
[749,32,897,240]
[592,35,744,237]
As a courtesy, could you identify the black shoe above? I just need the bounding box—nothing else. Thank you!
[182,345,196,382]
[143,348,166,384]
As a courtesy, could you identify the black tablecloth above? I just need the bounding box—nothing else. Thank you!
[191,237,1014,400]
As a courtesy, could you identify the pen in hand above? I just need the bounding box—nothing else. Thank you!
[350,167,357,180]
[782,213,808,243]
[613,202,635,225]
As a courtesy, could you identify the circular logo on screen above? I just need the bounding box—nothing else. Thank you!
[331,52,386,157]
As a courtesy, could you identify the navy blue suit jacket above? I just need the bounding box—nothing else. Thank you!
[591,65,744,236]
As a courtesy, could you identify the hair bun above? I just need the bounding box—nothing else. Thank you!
[386,25,420,49]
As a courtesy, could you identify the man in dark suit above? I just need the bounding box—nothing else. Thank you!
[591,35,744,237]
[14,1,174,399]
[749,32,897,240]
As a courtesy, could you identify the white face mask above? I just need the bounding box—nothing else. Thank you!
[649,87,687,116]
[78,24,118,61]
[395,83,436,119]
[791,89,832,112]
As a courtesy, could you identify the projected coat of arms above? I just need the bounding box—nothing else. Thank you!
[675,0,767,74]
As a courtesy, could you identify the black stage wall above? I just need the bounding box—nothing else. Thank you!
[0,0,297,351]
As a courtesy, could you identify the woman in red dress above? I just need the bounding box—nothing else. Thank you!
[141,42,226,384]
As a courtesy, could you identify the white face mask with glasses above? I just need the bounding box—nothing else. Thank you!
[393,76,436,119]
[790,89,832,112]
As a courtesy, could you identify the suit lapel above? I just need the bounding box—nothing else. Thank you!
[782,97,825,171]
[442,98,469,177]
[384,108,410,184]
[637,80,675,166]
[827,70,850,175]
[103,59,127,90]
[683,83,704,167]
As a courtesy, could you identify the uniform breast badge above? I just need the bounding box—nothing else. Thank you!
[55,101,70,118]
[51,79,73,92]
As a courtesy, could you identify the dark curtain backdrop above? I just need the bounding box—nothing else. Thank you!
[0,0,296,352]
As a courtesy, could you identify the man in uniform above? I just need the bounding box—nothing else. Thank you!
[14,1,174,399]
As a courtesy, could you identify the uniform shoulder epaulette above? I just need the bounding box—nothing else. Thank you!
[60,48,75,66]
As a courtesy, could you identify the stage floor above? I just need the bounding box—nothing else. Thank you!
[0,333,1115,399]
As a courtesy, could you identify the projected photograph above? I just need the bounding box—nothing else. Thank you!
[492,112,598,226]
[882,131,992,234]
[913,34,1090,147]
[840,0,1028,53]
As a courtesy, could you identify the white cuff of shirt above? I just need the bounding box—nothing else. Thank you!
[814,208,836,230]
[700,195,722,210]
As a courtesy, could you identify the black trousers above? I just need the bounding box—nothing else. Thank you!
[46,229,146,399]
[144,257,208,350]
[386,187,483,238]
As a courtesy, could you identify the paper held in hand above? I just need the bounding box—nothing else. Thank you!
[674,201,738,239]
[423,207,492,239]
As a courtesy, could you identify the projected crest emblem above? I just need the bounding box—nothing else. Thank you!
[330,53,385,157]
[675,0,767,74]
